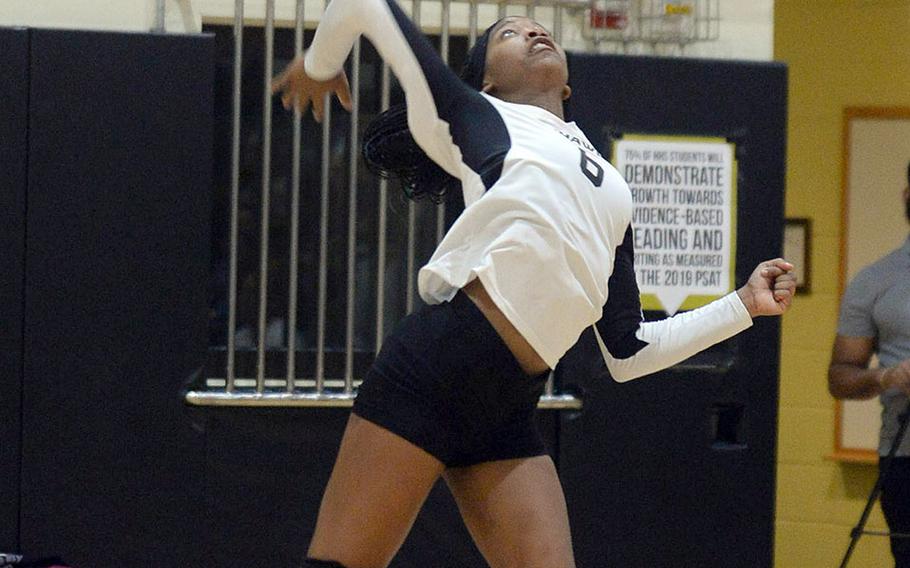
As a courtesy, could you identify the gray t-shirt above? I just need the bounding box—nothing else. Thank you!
[837,236,910,456]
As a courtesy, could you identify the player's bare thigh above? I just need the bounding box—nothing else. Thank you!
[443,455,576,568]
[307,414,445,568]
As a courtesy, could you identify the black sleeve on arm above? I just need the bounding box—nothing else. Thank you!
[592,225,753,382]
[382,0,509,188]
[595,225,649,358]
[305,0,510,189]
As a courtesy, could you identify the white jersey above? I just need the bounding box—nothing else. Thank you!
[306,0,753,379]
[418,95,633,367]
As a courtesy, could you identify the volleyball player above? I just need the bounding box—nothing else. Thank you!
[271,3,796,566]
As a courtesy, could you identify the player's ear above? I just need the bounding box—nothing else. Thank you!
[562,84,572,101]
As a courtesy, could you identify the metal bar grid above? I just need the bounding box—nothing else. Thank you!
[581,0,721,47]
[189,385,583,409]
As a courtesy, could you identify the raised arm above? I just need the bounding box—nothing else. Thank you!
[594,227,794,382]
[273,0,509,186]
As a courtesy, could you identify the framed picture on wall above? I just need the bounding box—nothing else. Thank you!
[783,218,811,294]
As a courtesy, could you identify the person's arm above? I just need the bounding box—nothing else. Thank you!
[594,227,795,382]
[828,337,910,398]
[272,0,510,187]
[827,265,910,399]
[828,335,883,399]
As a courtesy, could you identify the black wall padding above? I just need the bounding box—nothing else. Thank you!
[0,27,29,552]
[5,33,787,567]
[19,30,213,565]
[200,408,558,567]
[558,54,787,568]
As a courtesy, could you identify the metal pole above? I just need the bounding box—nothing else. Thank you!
[286,0,305,393]
[256,0,276,393]
[436,0,451,244]
[468,1,479,47]
[553,2,562,43]
[545,371,555,397]
[406,208,417,314]
[226,0,244,392]
[344,40,362,393]
[316,0,333,393]
[375,63,391,352]
[406,0,421,314]
[154,0,166,32]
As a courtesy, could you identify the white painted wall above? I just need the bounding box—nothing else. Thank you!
[193,0,772,60]
[684,0,773,61]
[1,0,772,60]
[0,0,201,33]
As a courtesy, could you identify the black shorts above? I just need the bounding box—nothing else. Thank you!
[352,291,550,468]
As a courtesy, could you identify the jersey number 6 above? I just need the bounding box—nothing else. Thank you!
[579,149,604,188]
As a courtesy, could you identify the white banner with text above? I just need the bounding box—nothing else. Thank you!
[613,135,737,315]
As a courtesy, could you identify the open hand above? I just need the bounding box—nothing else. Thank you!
[270,55,353,122]
[736,258,796,317]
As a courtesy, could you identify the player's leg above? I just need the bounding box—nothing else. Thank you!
[306,413,446,568]
[443,455,576,568]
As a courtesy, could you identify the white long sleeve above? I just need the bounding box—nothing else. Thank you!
[596,292,753,382]
[304,0,499,181]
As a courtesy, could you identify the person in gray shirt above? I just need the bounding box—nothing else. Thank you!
[830,161,910,567]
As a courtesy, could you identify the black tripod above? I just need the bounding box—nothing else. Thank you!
[839,406,910,568]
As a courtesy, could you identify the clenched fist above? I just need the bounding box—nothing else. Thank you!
[736,258,797,317]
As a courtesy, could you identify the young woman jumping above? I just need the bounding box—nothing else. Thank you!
[271,4,796,567]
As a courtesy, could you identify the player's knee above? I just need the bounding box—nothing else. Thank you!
[304,559,350,568]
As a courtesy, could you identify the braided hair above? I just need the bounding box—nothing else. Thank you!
[362,21,499,202]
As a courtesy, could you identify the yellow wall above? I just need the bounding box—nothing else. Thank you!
[774,1,910,566]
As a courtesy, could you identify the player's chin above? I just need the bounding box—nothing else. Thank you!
[527,50,566,69]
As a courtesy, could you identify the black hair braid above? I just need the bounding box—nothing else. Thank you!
[361,105,458,202]
[362,21,499,202]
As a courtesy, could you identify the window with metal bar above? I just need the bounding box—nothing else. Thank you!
[198,22,504,402]
[180,0,714,411]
